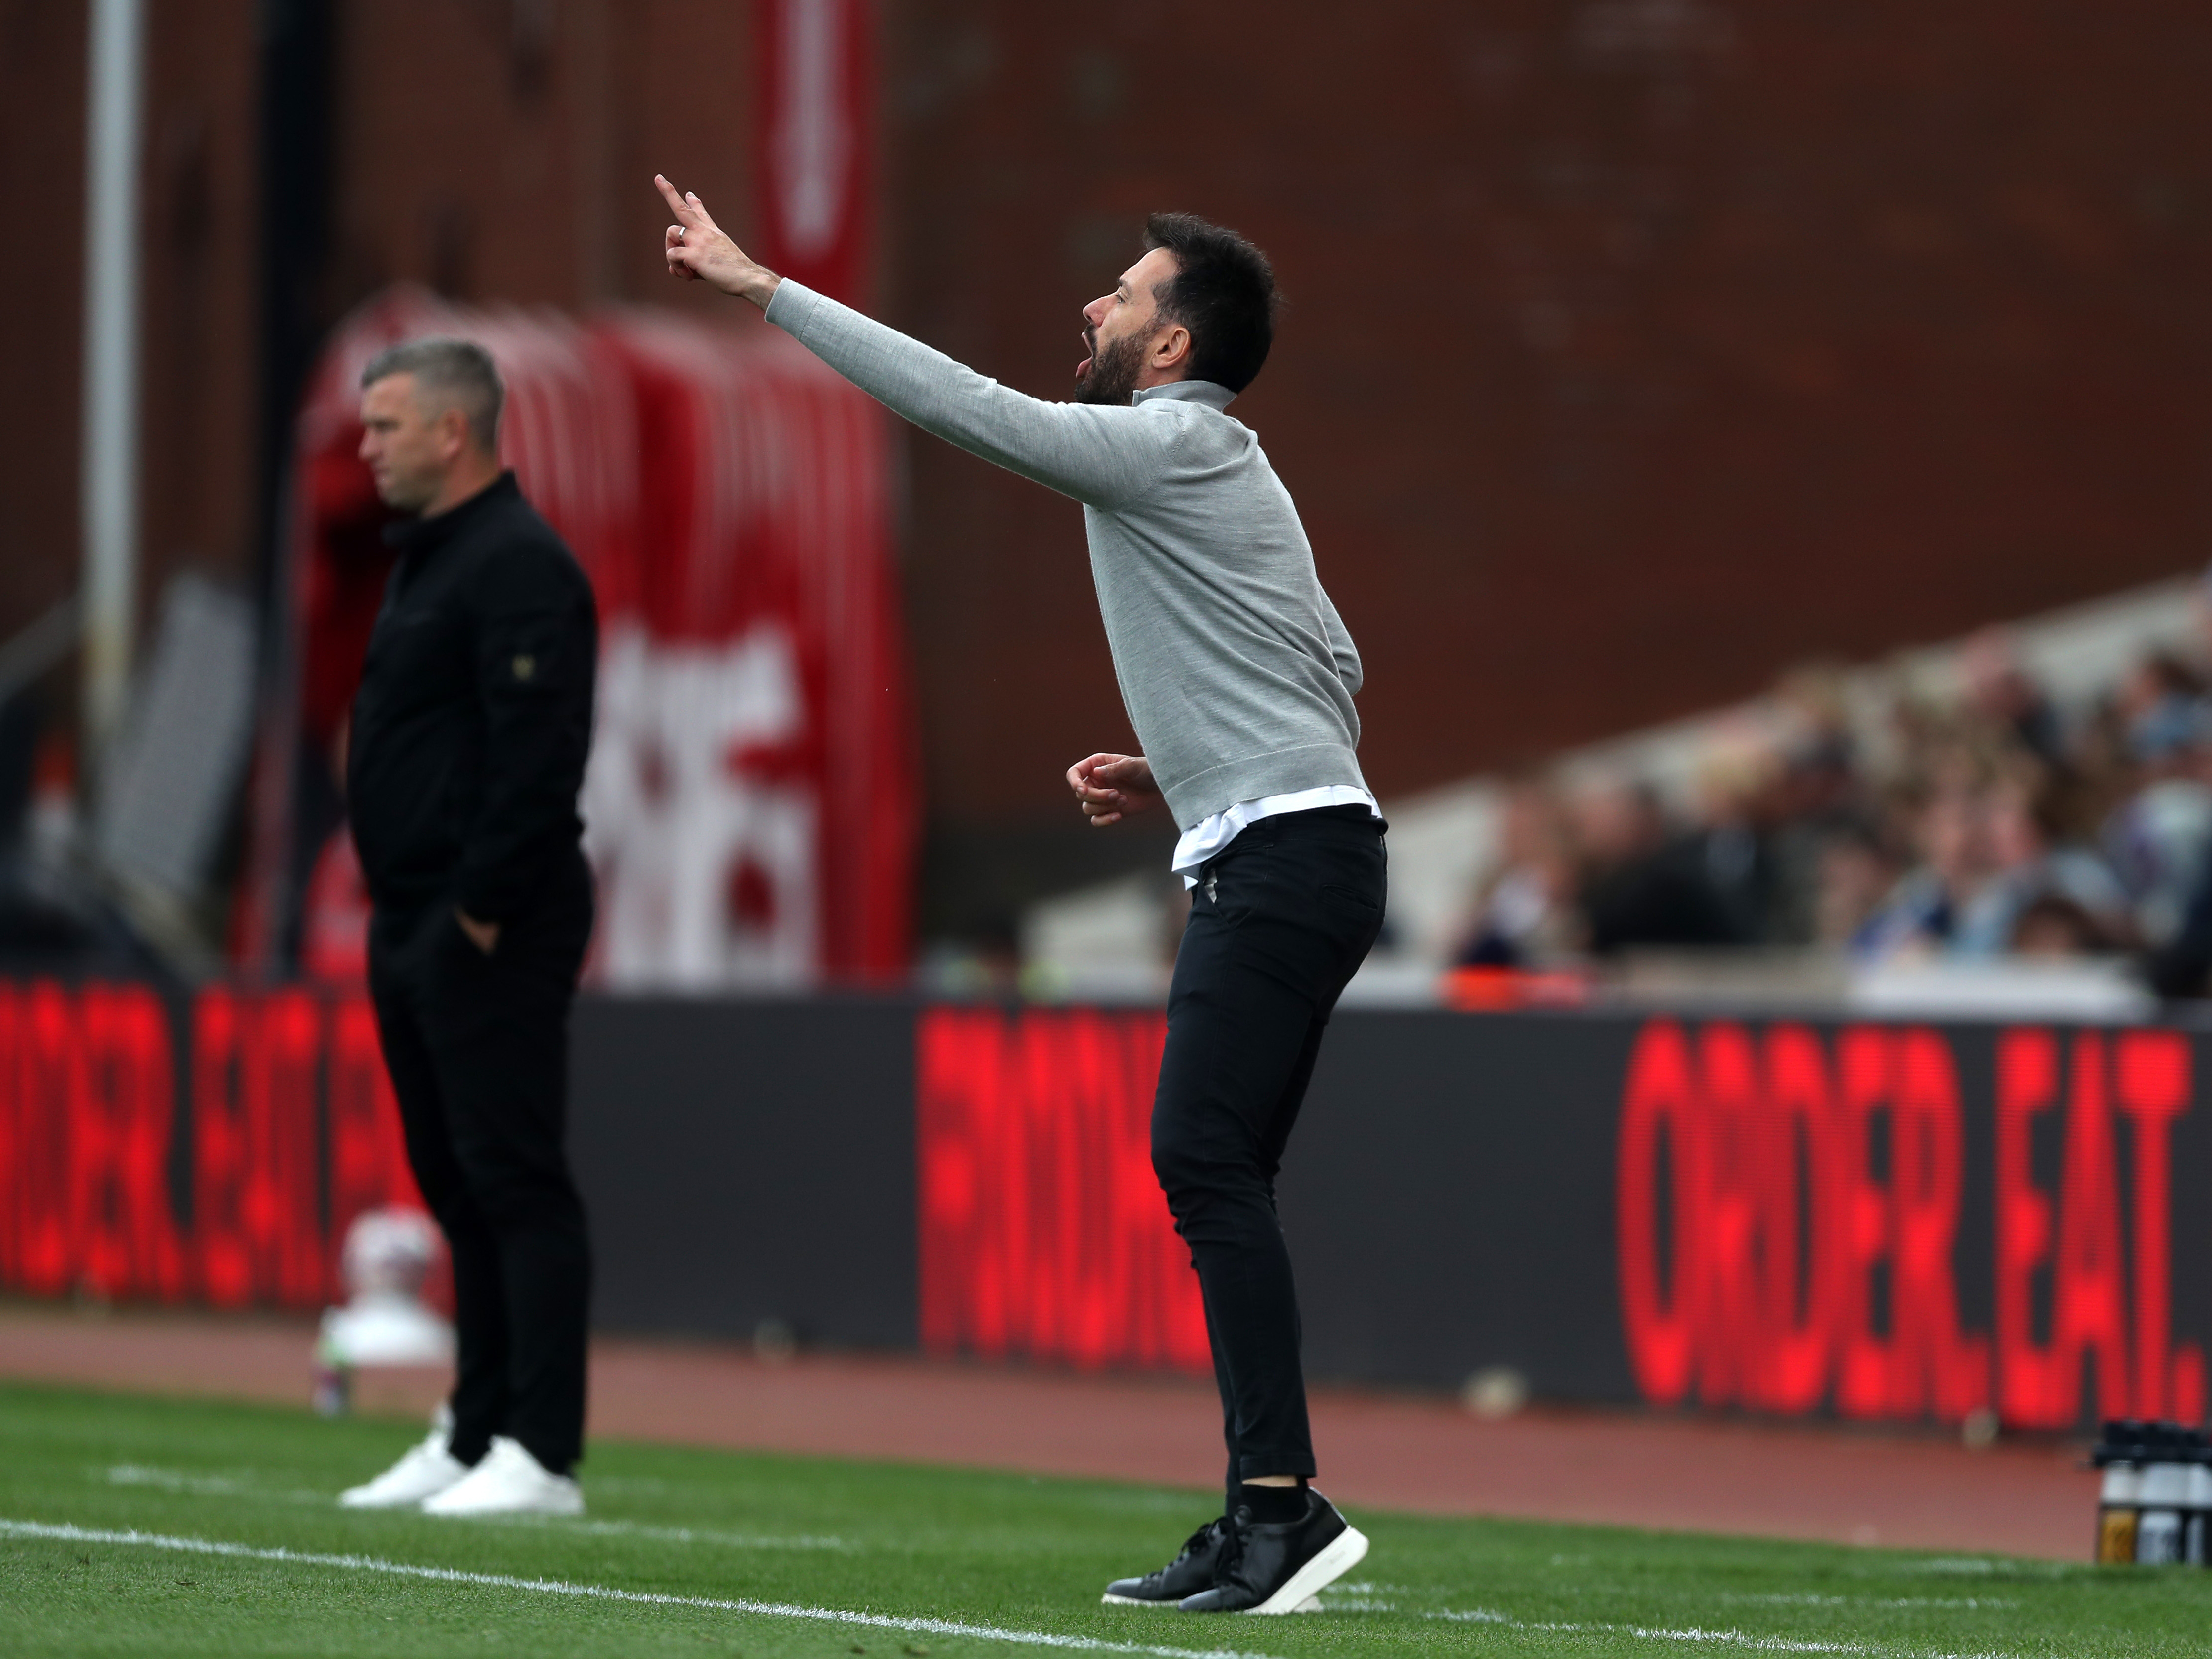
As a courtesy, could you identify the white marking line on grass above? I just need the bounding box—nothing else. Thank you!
[573,1518,851,1551]
[1722,1594,2021,1611]
[1435,1615,2018,1659]
[0,1519,1285,1659]
[1907,1559,2080,1579]
[1323,1588,2025,1659]
[106,1464,252,1496]
[103,1465,325,1505]
[470,1515,852,1552]
[97,1467,844,1550]
[1326,1586,2024,1656]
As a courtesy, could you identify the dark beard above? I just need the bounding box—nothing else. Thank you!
[1073,332,1147,405]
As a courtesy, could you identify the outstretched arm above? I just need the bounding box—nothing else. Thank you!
[656,176,1167,509]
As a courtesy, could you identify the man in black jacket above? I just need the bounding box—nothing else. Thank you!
[334,338,599,1518]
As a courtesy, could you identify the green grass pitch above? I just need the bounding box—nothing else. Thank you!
[0,1382,2205,1658]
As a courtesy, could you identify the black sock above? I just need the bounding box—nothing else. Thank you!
[1237,1481,1308,1525]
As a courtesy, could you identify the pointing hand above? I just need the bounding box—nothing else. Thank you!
[655,175,780,308]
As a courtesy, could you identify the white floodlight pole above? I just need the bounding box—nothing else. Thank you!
[80,0,147,757]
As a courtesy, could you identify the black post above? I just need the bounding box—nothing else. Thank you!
[246,0,334,973]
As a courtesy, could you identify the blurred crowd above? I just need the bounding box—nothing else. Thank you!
[1456,611,2212,997]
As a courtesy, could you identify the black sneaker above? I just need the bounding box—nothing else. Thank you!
[1178,1490,1368,1614]
[1101,1517,1231,1607]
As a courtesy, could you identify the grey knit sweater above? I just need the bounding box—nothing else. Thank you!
[765,280,1367,830]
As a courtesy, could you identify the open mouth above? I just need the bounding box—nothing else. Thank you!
[1076,330,1095,379]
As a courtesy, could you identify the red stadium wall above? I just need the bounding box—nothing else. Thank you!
[21,3,2212,947]
[885,0,2212,845]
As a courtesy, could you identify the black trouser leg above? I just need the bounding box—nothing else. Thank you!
[1150,808,1385,1491]
[368,961,511,1464]
[1200,1014,1326,1503]
[1199,1265,1239,1516]
[368,875,594,1474]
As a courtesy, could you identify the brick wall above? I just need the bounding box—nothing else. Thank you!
[884,0,2212,928]
[0,2,95,648]
[0,0,260,718]
[10,2,2212,940]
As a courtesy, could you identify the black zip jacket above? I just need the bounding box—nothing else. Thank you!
[346,473,597,922]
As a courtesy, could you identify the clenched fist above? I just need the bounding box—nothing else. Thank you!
[1066,753,1162,828]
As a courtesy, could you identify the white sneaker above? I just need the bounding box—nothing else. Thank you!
[420,1436,583,1517]
[339,1422,469,1509]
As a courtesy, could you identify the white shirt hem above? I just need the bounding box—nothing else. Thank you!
[1171,786,1382,887]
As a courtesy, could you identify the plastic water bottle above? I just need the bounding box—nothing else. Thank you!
[2137,1425,2189,1565]
[2095,1420,2145,1564]
[2183,1433,2212,1565]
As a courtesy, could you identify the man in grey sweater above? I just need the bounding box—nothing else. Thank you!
[656,175,1384,1616]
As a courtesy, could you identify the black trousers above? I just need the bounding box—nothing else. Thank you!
[366,855,595,1474]
[1150,804,1386,1507]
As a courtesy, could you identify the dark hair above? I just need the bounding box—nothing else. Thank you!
[360,336,505,452]
[1141,212,1279,393]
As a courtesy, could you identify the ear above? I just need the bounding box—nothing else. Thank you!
[1152,323,1192,372]
[434,405,471,458]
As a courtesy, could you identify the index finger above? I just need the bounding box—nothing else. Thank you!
[653,174,697,224]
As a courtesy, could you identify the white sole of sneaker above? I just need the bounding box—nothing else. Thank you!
[1246,1523,1368,1615]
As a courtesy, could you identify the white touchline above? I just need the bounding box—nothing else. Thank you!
[0,1517,2032,1659]
[0,1519,1283,1659]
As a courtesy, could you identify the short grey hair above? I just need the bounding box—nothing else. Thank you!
[360,336,505,453]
